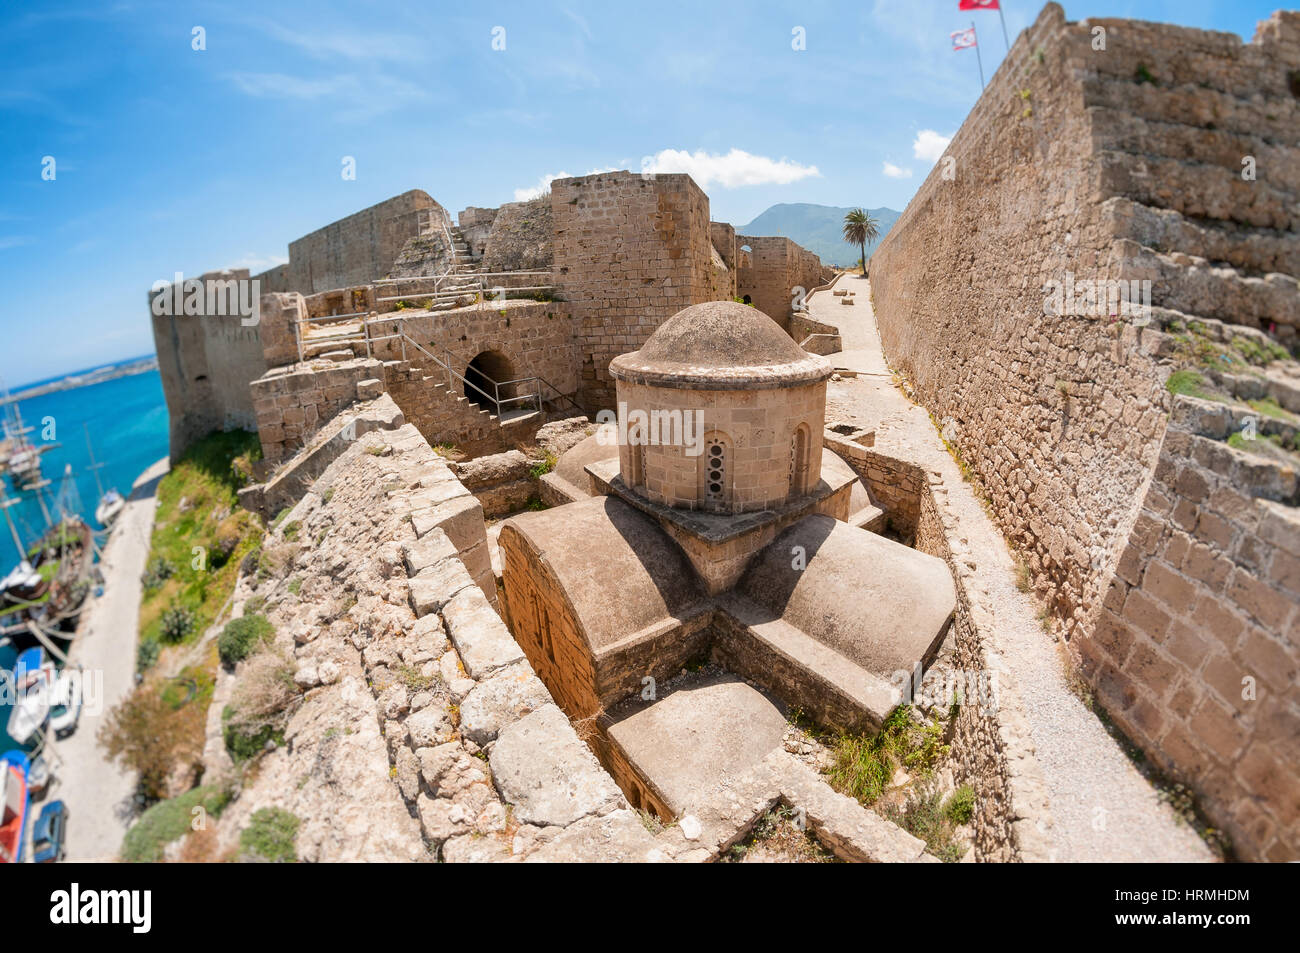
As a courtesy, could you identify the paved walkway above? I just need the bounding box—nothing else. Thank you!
[813,276,1213,862]
[49,457,168,862]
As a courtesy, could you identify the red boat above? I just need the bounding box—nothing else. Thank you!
[0,750,30,863]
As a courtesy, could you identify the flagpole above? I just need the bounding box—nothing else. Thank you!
[973,22,985,88]
[997,4,1011,51]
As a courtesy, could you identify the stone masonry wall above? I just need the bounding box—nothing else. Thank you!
[286,190,446,294]
[869,4,1165,636]
[869,2,1300,861]
[1088,396,1300,861]
[149,269,268,461]
[552,172,716,411]
[250,358,385,462]
[736,235,827,333]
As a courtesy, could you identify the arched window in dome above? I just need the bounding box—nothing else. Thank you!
[699,432,731,509]
[789,423,811,498]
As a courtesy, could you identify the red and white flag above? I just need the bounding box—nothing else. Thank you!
[959,0,1000,9]
[950,27,977,50]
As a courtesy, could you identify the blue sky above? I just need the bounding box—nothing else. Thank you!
[0,0,1282,385]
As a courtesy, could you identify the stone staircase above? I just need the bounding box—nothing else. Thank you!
[1079,18,1300,347]
[383,360,541,457]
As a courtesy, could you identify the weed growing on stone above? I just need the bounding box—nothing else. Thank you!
[884,782,970,862]
[826,706,950,806]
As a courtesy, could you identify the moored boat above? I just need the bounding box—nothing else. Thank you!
[0,749,30,863]
[5,647,54,746]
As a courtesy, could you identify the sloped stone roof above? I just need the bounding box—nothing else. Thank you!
[609,301,832,390]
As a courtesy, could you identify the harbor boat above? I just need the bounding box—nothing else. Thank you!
[94,489,124,529]
[0,393,56,494]
[1,516,95,629]
[0,750,30,863]
[5,647,55,746]
[85,426,124,530]
[0,560,49,606]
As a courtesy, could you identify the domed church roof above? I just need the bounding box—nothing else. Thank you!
[609,301,832,390]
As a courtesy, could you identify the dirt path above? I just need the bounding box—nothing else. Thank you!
[49,457,168,862]
[814,276,1213,862]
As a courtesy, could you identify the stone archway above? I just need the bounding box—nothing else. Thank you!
[463,349,516,410]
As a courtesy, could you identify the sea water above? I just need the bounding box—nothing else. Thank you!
[0,360,169,751]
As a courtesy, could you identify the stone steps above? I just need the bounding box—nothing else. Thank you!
[1091,109,1300,197]
[1082,74,1299,147]
[1096,150,1294,231]
[1106,198,1300,277]
[1117,240,1300,334]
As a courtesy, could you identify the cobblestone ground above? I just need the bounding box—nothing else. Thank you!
[814,277,1213,862]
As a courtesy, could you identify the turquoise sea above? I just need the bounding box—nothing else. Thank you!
[1,359,169,752]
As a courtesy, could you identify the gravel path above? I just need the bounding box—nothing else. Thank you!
[815,277,1213,862]
[49,457,168,862]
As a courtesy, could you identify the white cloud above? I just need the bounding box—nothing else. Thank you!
[226,252,289,272]
[882,162,913,179]
[513,167,618,202]
[512,148,819,201]
[642,148,819,188]
[912,129,953,163]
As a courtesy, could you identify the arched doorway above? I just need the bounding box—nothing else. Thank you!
[463,350,516,411]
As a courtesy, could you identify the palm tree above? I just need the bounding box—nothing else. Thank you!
[842,208,880,275]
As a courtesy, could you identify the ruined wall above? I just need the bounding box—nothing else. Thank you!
[552,172,716,411]
[287,190,446,294]
[1089,396,1300,861]
[709,221,738,300]
[481,197,553,273]
[249,359,385,462]
[149,270,268,461]
[736,235,826,333]
[459,206,498,259]
[869,2,1300,861]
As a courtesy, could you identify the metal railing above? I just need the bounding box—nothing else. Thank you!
[362,316,544,419]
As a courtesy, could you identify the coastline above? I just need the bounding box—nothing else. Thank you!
[2,356,159,405]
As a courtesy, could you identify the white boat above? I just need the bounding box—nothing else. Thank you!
[94,489,124,528]
[6,648,55,746]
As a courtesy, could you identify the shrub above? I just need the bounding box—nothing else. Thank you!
[218,613,274,666]
[222,706,284,762]
[120,785,231,862]
[159,605,196,644]
[141,556,174,591]
[239,808,300,862]
[136,638,161,673]
[228,648,297,728]
[945,784,975,825]
[99,682,206,800]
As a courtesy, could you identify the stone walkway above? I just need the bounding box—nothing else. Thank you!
[51,457,168,862]
[813,276,1213,862]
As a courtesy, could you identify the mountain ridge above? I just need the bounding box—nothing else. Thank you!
[738,202,902,266]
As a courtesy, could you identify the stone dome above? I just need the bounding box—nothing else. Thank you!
[609,301,832,390]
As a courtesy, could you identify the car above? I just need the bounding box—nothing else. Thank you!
[31,800,68,863]
[48,669,83,738]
